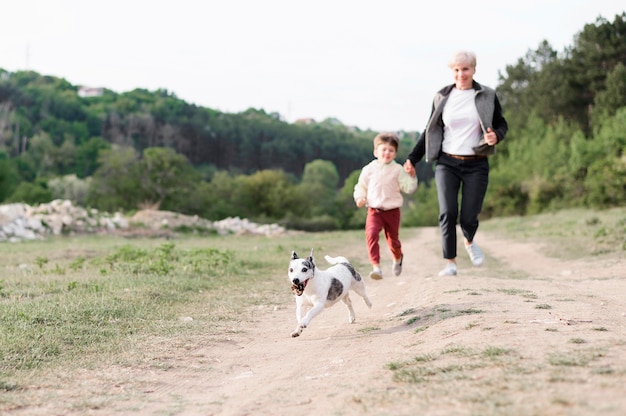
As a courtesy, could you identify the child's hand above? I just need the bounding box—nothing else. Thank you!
[356,198,366,208]
[403,160,416,177]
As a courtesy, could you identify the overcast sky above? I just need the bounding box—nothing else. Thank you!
[2,1,624,132]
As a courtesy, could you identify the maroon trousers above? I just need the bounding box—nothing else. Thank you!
[365,207,402,265]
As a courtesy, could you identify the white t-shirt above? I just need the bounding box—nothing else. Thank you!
[441,88,482,155]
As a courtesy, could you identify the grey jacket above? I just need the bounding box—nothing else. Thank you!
[407,81,508,164]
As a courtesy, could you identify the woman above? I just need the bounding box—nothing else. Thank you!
[404,50,508,276]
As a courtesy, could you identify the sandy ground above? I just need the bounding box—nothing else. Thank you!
[7,227,626,416]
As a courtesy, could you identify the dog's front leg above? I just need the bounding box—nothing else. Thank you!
[292,297,307,337]
[299,303,325,329]
[292,303,324,337]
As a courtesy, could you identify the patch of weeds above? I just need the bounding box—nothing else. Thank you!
[414,326,429,334]
[441,345,471,356]
[35,256,49,269]
[586,216,600,226]
[535,303,552,309]
[545,328,558,332]
[406,316,420,325]
[414,354,435,362]
[552,397,575,406]
[482,346,513,358]
[438,308,484,320]
[498,288,538,299]
[173,224,217,235]
[548,351,594,367]
[398,308,417,317]
[591,366,614,375]
[391,364,468,384]
[386,361,404,371]
[467,291,482,296]
[444,288,471,294]
[358,326,380,333]
[386,344,520,386]
[592,327,608,332]
[594,227,607,238]
[457,308,483,316]
[51,264,66,275]
[0,380,18,391]
[465,322,479,329]
[504,320,518,324]
[104,243,233,277]
[569,338,586,344]
[69,256,86,271]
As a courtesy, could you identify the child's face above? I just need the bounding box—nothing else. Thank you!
[374,142,397,164]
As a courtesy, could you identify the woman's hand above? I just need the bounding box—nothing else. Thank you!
[356,198,366,208]
[484,127,498,146]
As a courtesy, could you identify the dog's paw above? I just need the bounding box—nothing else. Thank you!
[291,283,305,296]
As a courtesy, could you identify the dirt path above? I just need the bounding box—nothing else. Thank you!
[11,227,626,415]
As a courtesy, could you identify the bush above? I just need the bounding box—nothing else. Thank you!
[6,181,53,205]
[281,214,341,232]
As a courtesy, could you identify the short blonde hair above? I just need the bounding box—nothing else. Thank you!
[373,132,399,151]
[448,50,477,69]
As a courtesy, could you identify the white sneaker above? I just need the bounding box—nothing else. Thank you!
[465,243,484,266]
[392,255,403,276]
[369,268,383,280]
[438,262,457,276]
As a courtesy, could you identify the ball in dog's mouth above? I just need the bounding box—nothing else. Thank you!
[291,282,305,296]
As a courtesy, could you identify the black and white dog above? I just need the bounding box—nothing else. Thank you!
[288,249,372,337]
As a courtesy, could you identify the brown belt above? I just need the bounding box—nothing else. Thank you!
[443,152,487,161]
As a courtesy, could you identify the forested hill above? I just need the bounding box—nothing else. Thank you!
[0,13,624,230]
[0,73,418,183]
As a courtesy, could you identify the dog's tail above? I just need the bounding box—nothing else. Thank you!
[324,255,349,265]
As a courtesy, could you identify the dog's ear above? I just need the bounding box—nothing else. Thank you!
[291,251,298,260]
[307,248,315,265]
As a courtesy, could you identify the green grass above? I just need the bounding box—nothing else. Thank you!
[480,206,626,259]
[0,230,366,379]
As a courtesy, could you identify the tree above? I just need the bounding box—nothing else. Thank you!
[591,63,626,130]
[299,159,340,217]
[86,146,140,211]
[230,169,301,221]
[0,150,19,201]
[136,147,200,211]
[74,136,110,178]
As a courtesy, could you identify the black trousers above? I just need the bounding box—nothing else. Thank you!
[435,154,490,260]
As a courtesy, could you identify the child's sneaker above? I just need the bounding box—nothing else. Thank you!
[392,255,403,276]
[438,262,457,276]
[369,268,383,280]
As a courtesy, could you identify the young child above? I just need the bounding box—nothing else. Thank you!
[354,132,418,279]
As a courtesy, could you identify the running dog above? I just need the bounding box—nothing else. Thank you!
[288,249,372,337]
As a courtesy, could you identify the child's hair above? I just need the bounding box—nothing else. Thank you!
[374,132,400,151]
